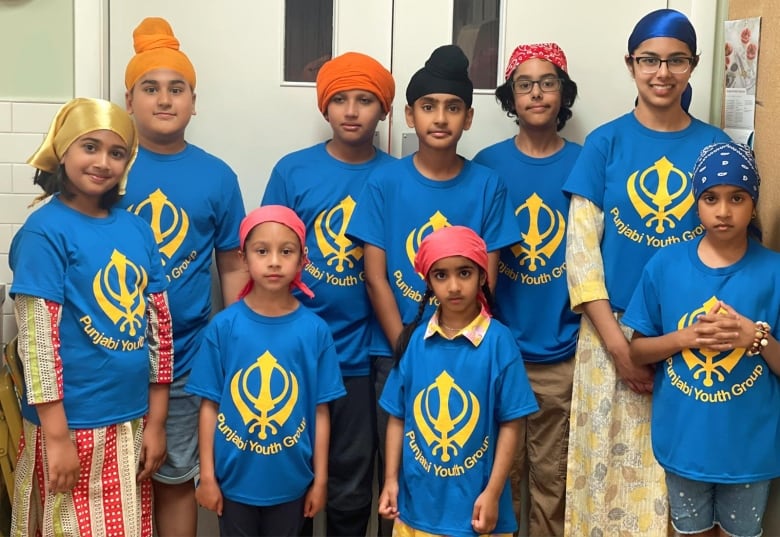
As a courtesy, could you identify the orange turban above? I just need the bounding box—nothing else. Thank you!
[316,52,395,114]
[124,17,196,90]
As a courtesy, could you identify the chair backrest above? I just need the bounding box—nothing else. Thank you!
[0,336,23,503]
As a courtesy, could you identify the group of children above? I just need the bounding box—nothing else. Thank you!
[6,7,780,537]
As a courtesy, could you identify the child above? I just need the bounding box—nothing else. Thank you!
[185,205,346,537]
[121,17,247,535]
[347,47,518,529]
[377,226,538,537]
[472,42,580,537]
[261,51,395,537]
[9,98,172,536]
[622,142,780,537]
[561,9,731,536]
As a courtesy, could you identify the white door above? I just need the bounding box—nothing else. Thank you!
[108,0,393,208]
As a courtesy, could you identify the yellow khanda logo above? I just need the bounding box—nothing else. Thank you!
[314,195,363,273]
[128,188,189,265]
[510,193,565,272]
[413,371,479,462]
[93,249,148,337]
[230,351,298,440]
[406,211,451,271]
[627,156,694,234]
[678,296,744,387]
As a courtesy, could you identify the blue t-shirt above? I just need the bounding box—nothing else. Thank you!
[347,155,519,356]
[622,238,780,483]
[117,144,245,378]
[380,319,538,537]
[562,112,730,311]
[474,138,581,363]
[10,197,167,428]
[262,142,395,375]
[185,301,346,506]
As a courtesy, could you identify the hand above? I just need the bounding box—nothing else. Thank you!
[609,337,654,394]
[137,422,167,482]
[303,479,326,518]
[195,475,223,516]
[692,301,753,352]
[45,435,81,494]
[378,481,400,520]
[471,489,499,534]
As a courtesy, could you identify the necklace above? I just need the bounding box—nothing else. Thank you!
[440,322,465,332]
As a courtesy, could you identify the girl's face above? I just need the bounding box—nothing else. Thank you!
[427,256,485,319]
[60,129,130,214]
[510,58,562,131]
[241,221,304,297]
[697,185,754,243]
[626,37,695,112]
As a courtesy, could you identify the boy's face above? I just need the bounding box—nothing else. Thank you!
[324,89,387,148]
[125,68,196,149]
[405,94,473,151]
[510,58,562,131]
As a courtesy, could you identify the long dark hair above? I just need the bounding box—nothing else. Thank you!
[392,276,496,367]
[495,65,577,131]
[33,164,121,209]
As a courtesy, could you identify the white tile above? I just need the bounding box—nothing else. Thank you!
[0,102,11,132]
[12,102,63,133]
[0,133,44,164]
[0,164,12,192]
[0,224,13,254]
[2,313,18,345]
[0,194,36,224]
[12,164,39,194]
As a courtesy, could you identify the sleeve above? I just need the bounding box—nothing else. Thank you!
[561,133,608,208]
[621,263,663,338]
[378,360,405,419]
[315,327,347,404]
[495,341,539,422]
[346,177,386,248]
[214,168,245,252]
[183,320,225,403]
[9,229,67,304]
[481,174,520,251]
[143,223,168,294]
[565,195,609,312]
[13,295,64,405]
[146,291,173,384]
[261,165,289,207]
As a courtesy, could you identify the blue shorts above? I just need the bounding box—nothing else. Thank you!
[154,372,200,485]
[666,471,770,537]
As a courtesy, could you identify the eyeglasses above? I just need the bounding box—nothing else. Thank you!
[631,56,695,74]
[511,77,563,94]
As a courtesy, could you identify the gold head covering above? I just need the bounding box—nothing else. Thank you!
[27,97,138,197]
[125,17,196,90]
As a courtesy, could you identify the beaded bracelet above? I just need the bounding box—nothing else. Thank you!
[746,321,771,356]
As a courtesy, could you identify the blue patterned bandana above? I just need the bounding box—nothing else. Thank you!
[692,142,760,201]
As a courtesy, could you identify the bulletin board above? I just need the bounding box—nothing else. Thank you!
[728,0,780,249]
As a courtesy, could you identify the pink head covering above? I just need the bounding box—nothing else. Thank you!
[413,226,490,313]
[504,42,568,80]
[238,205,315,300]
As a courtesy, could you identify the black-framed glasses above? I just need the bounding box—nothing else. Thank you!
[511,77,563,94]
[631,56,695,74]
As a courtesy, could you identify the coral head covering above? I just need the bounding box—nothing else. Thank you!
[27,97,138,196]
[692,142,760,201]
[125,17,196,90]
[238,205,315,300]
[504,42,568,80]
[414,226,490,312]
[316,52,395,114]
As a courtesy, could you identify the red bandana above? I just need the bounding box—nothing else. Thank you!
[504,42,568,80]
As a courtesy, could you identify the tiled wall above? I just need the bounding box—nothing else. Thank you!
[0,101,64,344]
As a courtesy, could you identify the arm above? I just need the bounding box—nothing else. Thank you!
[195,399,223,515]
[304,403,330,518]
[14,295,79,493]
[378,415,404,520]
[487,251,499,293]
[471,418,521,534]
[364,244,404,347]
[216,248,247,307]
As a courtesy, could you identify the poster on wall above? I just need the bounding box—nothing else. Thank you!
[723,16,760,146]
